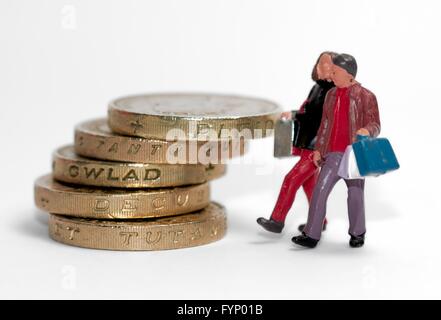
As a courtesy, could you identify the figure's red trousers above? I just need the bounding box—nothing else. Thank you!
[271,149,326,225]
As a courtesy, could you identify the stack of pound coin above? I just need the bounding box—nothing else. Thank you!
[34,93,281,250]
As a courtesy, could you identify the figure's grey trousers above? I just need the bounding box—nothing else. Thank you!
[303,152,366,240]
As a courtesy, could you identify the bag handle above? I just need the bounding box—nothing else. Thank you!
[356,134,370,142]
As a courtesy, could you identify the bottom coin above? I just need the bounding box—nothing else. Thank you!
[48,202,227,251]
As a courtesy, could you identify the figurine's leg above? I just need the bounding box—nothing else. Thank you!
[298,167,327,229]
[344,178,366,237]
[302,167,319,204]
[270,154,317,223]
[302,169,328,227]
[302,153,342,240]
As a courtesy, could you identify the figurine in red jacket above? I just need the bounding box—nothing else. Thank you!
[292,53,381,248]
[257,51,336,233]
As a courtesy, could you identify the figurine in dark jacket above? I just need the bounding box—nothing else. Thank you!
[257,52,336,233]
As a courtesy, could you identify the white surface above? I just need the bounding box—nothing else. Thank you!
[0,0,439,299]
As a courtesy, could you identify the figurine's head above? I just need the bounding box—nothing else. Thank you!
[331,54,358,88]
[312,51,337,82]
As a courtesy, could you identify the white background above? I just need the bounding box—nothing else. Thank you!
[0,0,439,299]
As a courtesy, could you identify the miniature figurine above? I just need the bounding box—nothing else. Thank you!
[257,51,336,233]
[292,53,381,248]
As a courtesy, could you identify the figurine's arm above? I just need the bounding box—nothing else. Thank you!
[299,100,309,113]
[362,91,381,138]
[290,100,308,120]
[314,93,331,155]
[293,85,316,119]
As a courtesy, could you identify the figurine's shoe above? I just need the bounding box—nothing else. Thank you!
[256,217,284,233]
[297,221,327,232]
[349,233,365,248]
[291,233,319,248]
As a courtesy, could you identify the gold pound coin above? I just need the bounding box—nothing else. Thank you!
[75,118,247,164]
[53,145,225,188]
[108,93,281,141]
[205,163,226,181]
[48,202,227,251]
[35,174,210,219]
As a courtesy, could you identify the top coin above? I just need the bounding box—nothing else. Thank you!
[108,93,281,141]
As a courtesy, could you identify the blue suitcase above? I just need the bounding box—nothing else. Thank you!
[352,135,400,177]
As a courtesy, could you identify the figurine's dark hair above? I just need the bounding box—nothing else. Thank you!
[332,53,358,78]
[311,51,338,81]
